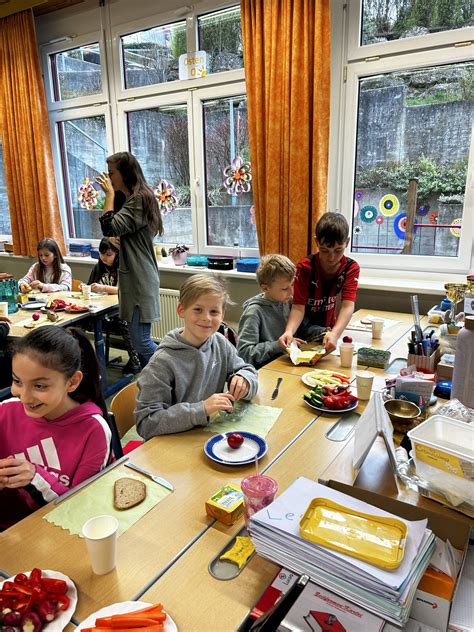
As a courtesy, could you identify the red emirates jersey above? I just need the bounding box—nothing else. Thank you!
[293,254,360,328]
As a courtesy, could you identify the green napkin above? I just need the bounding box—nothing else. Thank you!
[44,468,170,537]
[203,401,282,438]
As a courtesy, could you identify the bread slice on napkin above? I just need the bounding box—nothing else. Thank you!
[114,477,146,510]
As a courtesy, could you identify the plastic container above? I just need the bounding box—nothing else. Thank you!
[208,256,234,271]
[236,258,260,273]
[300,498,407,569]
[241,474,278,525]
[408,415,473,506]
[451,316,474,408]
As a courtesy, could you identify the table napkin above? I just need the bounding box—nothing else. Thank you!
[203,401,282,437]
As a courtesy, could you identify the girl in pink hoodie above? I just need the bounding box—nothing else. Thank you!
[0,326,111,529]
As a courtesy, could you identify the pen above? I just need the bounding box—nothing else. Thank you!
[408,342,416,354]
[422,339,431,356]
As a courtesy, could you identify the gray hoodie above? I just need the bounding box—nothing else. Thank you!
[135,329,258,439]
[237,294,291,368]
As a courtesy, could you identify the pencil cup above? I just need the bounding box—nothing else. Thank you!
[355,370,375,401]
[82,284,91,300]
[82,515,118,575]
[241,475,278,526]
[0,302,8,317]
[371,318,384,340]
[339,343,354,368]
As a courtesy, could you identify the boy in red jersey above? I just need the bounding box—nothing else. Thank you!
[279,212,360,354]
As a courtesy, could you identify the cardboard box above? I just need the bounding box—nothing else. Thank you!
[326,481,470,632]
[436,361,454,381]
[407,347,441,372]
[205,483,244,525]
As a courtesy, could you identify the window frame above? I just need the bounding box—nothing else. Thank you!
[42,31,109,112]
[338,44,474,274]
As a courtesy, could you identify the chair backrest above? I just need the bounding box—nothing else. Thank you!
[108,412,124,459]
[109,381,139,438]
[72,279,83,292]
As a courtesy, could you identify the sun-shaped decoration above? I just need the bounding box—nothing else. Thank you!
[77,177,100,209]
[223,157,252,196]
[449,218,462,238]
[153,179,178,215]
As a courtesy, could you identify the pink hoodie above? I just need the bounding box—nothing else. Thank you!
[0,398,111,529]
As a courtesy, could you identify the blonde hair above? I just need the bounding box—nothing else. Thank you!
[179,274,232,310]
[256,254,296,287]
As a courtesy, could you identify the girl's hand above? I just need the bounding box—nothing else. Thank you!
[0,315,11,324]
[228,375,249,400]
[0,456,36,488]
[30,280,44,290]
[204,393,234,417]
[95,172,114,195]
[91,283,103,292]
[108,236,121,250]
[20,283,30,293]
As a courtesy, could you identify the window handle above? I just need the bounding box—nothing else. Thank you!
[194,177,200,187]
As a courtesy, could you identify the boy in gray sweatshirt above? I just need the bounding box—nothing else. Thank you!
[238,255,296,368]
[136,274,258,438]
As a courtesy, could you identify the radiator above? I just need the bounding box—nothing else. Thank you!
[151,289,181,341]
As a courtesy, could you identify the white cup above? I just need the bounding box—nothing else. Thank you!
[0,302,8,317]
[338,343,354,368]
[82,284,91,300]
[356,370,375,400]
[82,515,119,575]
[371,318,384,340]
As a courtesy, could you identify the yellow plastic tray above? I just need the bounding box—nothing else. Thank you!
[299,498,407,569]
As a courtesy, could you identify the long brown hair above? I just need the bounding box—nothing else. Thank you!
[36,238,64,284]
[107,152,164,236]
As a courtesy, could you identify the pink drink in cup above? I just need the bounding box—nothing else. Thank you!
[241,474,278,526]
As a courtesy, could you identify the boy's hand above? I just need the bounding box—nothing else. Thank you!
[278,331,294,349]
[323,330,338,353]
[0,456,36,488]
[204,393,234,417]
[228,375,249,400]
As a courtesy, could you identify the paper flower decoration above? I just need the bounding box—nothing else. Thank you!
[223,157,252,196]
[154,179,177,214]
[77,177,99,209]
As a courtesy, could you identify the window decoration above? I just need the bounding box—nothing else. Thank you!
[77,177,100,209]
[394,213,419,240]
[154,179,178,214]
[450,218,462,238]
[360,205,378,223]
[379,194,399,217]
[223,156,252,196]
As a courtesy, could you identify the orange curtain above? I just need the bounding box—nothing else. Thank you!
[241,0,330,261]
[0,10,65,256]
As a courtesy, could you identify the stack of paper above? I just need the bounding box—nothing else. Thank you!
[248,477,435,627]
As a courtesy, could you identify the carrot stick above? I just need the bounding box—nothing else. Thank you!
[95,617,160,628]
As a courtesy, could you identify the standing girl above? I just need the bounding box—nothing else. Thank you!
[18,237,72,293]
[87,237,140,374]
[96,152,163,368]
[0,326,111,529]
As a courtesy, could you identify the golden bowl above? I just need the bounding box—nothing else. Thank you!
[384,399,421,432]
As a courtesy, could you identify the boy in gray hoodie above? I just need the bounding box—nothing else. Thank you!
[238,255,296,368]
[135,274,258,438]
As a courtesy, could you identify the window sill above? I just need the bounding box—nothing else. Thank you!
[358,269,466,295]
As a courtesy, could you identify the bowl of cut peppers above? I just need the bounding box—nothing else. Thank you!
[0,568,77,631]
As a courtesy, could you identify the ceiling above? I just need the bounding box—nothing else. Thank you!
[0,0,85,19]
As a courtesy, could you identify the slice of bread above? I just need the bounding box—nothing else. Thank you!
[113,477,146,510]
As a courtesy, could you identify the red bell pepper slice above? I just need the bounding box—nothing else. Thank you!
[13,572,28,584]
[56,594,70,611]
[40,578,68,595]
[29,568,42,583]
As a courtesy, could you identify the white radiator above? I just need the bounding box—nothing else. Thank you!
[151,289,181,341]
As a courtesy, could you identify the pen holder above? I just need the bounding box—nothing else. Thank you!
[407,347,440,372]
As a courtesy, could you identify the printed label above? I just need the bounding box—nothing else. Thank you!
[414,444,473,480]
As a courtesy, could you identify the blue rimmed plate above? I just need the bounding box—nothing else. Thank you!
[20,301,46,310]
[204,431,267,465]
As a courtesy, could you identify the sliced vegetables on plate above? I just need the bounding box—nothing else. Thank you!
[304,381,358,413]
[301,369,351,389]
[76,602,177,632]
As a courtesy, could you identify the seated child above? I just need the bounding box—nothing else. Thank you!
[0,316,11,391]
[238,254,296,368]
[279,212,360,353]
[135,274,258,439]
[0,326,111,529]
[87,238,140,374]
[19,237,72,293]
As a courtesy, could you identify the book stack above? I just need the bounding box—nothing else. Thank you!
[248,477,435,627]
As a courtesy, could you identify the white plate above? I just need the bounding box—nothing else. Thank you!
[76,601,177,631]
[204,432,267,465]
[0,570,77,631]
[304,399,358,414]
[20,301,47,310]
[301,371,350,388]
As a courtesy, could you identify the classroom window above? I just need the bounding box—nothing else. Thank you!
[50,43,102,101]
[361,0,474,47]
[0,139,11,236]
[198,6,244,75]
[351,61,472,259]
[121,21,187,89]
[127,104,192,245]
[202,95,256,248]
[57,115,108,240]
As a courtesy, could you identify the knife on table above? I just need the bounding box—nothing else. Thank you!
[271,377,283,400]
[125,462,174,492]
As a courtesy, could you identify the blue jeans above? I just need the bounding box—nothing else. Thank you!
[128,306,158,368]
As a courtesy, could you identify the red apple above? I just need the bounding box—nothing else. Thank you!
[342,336,353,343]
[227,433,244,449]
[32,312,40,321]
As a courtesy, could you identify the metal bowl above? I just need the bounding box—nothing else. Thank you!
[384,399,421,432]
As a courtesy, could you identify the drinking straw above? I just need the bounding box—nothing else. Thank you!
[255,454,259,478]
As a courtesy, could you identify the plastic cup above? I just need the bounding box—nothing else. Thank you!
[241,475,278,526]
[82,515,118,575]
[338,342,354,368]
[0,302,8,317]
[371,318,384,340]
[82,284,91,300]
[356,370,375,400]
